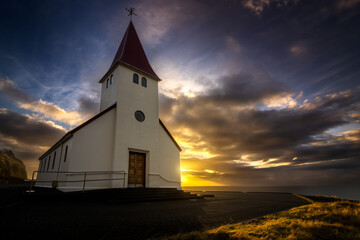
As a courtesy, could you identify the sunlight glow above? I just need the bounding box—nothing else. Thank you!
[180,168,224,186]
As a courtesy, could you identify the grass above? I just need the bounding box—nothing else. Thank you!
[155,197,360,240]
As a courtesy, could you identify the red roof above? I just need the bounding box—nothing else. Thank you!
[110,21,159,80]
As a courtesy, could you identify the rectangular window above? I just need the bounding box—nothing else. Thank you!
[52,152,56,169]
[47,156,50,171]
[106,79,109,88]
[64,146,68,162]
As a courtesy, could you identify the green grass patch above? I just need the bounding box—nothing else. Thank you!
[156,200,360,240]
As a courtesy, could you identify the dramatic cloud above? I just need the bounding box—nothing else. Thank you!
[77,95,99,115]
[0,109,65,146]
[202,68,288,105]
[1,1,359,186]
[242,0,298,15]
[0,78,98,127]
[159,69,360,186]
[0,108,67,175]
[337,0,360,9]
[135,0,203,46]
[225,36,242,54]
[0,78,34,103]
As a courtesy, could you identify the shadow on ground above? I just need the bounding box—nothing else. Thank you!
[0,185,308,240]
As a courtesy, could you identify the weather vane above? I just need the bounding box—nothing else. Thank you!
[125,8,137,21]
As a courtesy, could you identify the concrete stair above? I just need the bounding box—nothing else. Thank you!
[23,187,203,203]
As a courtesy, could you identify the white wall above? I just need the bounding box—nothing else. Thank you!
[111,66,161,188]
[65,107,117,190]
[35,137,73,188]
[35,108,117,191]
[156,124,181,189]
[100,73,118,111]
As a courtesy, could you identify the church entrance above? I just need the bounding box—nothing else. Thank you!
[128,151,146,187]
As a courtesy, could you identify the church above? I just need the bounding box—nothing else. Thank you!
[35,20,182,191]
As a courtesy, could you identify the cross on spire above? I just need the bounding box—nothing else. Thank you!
[125,8,137,21]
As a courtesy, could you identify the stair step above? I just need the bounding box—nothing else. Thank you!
[22,187,204,203]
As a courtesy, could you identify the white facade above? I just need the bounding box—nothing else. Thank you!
[35,22,182,191]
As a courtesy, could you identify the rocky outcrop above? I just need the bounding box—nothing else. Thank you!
[0,149,27,181]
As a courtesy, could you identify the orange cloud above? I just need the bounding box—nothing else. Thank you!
[18,99,87,126]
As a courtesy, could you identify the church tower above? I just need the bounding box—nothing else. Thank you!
[99,20,160,112]
[99,20,164,188]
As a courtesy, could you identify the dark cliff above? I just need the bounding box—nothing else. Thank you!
[0,149,27,182]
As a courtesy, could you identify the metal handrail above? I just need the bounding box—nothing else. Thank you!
[148,173,181,184]
[30,170,126,193]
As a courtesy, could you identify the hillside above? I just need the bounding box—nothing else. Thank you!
[0,149,27,182]
[157,199,360,240]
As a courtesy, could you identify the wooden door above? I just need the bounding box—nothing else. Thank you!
[128,152,146,187]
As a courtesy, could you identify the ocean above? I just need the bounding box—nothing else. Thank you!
[182,185,360,201]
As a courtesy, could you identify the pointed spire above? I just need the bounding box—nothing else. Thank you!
[110,21,159,80]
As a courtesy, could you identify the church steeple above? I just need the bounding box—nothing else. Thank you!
[109,21,159,80]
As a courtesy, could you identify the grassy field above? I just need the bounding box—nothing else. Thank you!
[157,196,360,240]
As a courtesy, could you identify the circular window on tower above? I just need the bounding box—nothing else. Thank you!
[135,111,145,122]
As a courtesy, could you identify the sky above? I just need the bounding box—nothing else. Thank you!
[0,0,359,186]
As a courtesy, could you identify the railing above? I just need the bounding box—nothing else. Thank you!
[148,173,181,184]
[29,170,126,193]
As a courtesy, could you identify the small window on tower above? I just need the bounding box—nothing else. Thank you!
[106,79,109,88]
[133,74,139,84]
[110,75,113,85]
[141,77,147,87]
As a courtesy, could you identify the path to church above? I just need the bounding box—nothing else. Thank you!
[1,190,308,240]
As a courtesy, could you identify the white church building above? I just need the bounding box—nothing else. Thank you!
[35,20,182,191]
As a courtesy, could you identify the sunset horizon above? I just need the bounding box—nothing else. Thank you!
[1,0,360,191]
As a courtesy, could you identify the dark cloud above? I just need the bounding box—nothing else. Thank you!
[77,95,99,115]
[203,68,288,105]
[165,71,360,185]
[170,82,358,160]
[0,78,100,125]
[0,108,67,175]
[0,109,66,147]
[182,156,360,186]
[0,78,34,103]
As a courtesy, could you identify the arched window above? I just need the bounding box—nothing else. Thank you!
[141,77,147,87]
[110,75,113,85]
[52,152,56,169]
[133,74,139,84]
[106,79,110,88]
[64,146,68,162]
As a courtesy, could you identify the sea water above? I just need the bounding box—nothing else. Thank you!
[182,185,360,201]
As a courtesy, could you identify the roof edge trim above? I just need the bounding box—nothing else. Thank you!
[159,119,182,152]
